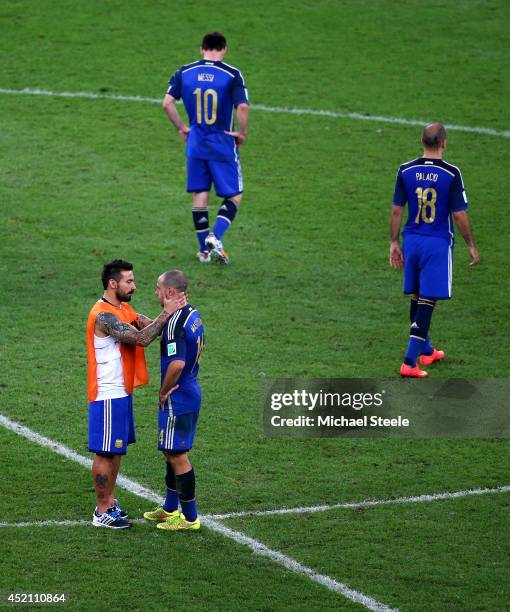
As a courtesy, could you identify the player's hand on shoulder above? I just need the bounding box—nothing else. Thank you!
[389,241,404,269]
[468,246,480,266]
[224,130,246,146]
[163,291,187,315]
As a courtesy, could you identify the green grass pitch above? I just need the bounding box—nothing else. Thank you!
[0,0,509,610]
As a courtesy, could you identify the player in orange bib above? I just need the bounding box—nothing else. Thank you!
[86,259,185,529]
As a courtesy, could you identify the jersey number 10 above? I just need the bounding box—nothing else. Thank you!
[193,88,218,125]
[415,187,437,224]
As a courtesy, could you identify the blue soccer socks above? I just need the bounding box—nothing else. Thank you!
[192,207,210,252]
[404,337,425,367]
[213,199,238,241]
[404,298,436,366]
[163,461,179,513]
[153,464,197,525]
[409,296,418,323]
[410,296,434,357]
[422,336,434,356]
[175,468,197,522]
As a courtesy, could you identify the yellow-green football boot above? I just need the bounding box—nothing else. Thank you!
[143,505,180,522]
[156,512,201,531]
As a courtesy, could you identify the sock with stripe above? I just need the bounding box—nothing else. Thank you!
[404,298,435,366]
[422,336,434,356]
[163,461,179,513]
[213,199,238,241]
[175,468,197,522]
[192,208,210,252]
[410,296,433,356]
[409,296,418,324]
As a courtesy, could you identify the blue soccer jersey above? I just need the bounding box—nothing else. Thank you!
[167,59,249,162]
[160,304,205,415]
[393,157,468,240]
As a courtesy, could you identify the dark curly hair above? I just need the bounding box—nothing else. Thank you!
[101,259,133,290]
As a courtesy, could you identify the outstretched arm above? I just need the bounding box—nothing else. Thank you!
[96,311,170,347]
[453,210,480,265]
[389,205,404,269]
[162,94,190,142]
[96,293,187,347]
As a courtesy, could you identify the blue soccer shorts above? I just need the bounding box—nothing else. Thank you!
[403,233,453,300]
[88,395,135,455]
[158,409,200,453]
[187,156,243,198]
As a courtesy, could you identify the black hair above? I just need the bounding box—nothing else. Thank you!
[101,259,133,290]
[201,31,227,51]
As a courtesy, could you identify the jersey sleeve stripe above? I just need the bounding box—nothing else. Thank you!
[169,310,183,340]
[180,61,201,72]
[219,60,242,74]
[166,312,179,341]
[181,65,205,74]
[440,160,465,184]
[183,309,197,328]
[209,65,236,78]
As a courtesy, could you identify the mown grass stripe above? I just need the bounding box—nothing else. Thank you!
[0,413,394,611]
[209,484,510,520]
[0,87,508,138]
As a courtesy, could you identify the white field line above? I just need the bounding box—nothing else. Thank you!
[0,414,161,503]
[4,485,507,528]
[0,518,145,528]
[1,86,509,139]
[0,414,394,612]
[208,484,510,520]
[205,518,394,612]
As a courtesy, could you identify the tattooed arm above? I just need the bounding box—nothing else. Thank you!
[136,313,153,329]
[95,292,187,346]
[96,311,170,347]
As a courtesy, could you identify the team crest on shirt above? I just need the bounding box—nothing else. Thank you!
[115,439,123,448]
[198,73,214,82]
[167,342,177,356]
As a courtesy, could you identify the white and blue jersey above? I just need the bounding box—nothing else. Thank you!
[167,59,249,162]
[393,157,469,300]
[393,157,468,240]
[158,305,204,453]
[160,305,204,415]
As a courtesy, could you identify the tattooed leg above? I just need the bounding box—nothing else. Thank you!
[110,454,122,507]
[92,454,117,513]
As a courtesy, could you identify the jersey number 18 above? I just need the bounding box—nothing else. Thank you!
[415,187,437,224]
